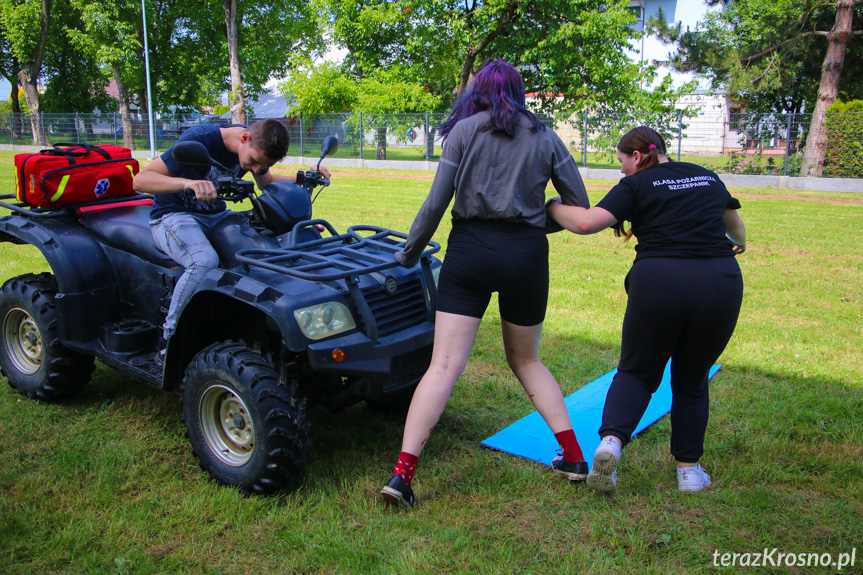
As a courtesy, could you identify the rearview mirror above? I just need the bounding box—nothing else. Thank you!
[321,136,339,158]
[171,141,213,166]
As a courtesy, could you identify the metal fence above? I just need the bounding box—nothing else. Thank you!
[2,111,861,178]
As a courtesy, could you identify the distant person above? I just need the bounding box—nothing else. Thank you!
[381,58,591,509]
[134,119,324,367]
[547,126,746,493]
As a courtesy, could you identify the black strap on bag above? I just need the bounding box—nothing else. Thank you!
[48,142,111,163]
[41,143,112,164]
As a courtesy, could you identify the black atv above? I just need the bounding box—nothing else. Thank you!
[0,136,440,494]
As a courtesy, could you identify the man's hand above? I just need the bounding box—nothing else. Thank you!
[186,179,218,203]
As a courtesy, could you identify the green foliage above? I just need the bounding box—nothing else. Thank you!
[279,60,359,116]
[212,105,230,116]
[825,100,863,178]
[320,0,681,116]
[649,0,863,114]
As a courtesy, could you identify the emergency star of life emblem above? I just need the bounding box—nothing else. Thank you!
[94,178,110,197]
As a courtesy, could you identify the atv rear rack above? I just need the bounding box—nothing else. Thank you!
[0,193,154,219]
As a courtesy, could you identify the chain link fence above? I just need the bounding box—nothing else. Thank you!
[2,110,861,178]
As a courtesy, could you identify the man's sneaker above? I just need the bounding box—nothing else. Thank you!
[677,464,712,493]
[154,338,167,369]
[381,474,415,509]
[587,436,622,493]
[551,455,588,481]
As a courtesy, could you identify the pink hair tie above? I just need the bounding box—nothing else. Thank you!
[648,144,657,150]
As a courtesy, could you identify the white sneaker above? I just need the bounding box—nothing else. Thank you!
[587,436,621,493]
[677,464,712,492]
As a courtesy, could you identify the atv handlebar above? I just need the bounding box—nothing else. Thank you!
[183,178,255,203]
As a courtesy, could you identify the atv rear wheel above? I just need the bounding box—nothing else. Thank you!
[0,273,95,400]
[181,341,311,494]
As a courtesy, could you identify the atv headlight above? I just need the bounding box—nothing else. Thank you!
[293,302,356,340]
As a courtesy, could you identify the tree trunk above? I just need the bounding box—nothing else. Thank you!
[454,0,521,95]
[224,0,246,125]
[376,126,387,160]
[801,0,855,177]
[16,0,51,146]
[113,63,135,150]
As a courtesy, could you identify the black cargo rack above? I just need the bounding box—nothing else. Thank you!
[235,224,440,282]
[0,193,154,219]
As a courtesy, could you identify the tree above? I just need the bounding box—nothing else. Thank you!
[649,0,863,176]
[0,0,51,144]
[67,0,141,148]
[319,0,670,115]
[203,0,322,124]
[279,61,441,158]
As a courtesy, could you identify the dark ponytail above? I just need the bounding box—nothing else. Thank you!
[613,126,671,240]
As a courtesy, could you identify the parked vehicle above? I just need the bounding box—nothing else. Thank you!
[0,137,441,494]
[178,114,232,134]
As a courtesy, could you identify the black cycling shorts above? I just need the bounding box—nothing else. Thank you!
[436,219,549,326]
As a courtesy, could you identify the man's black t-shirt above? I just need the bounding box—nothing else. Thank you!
[150,123,266,220]
[596,162,741,261]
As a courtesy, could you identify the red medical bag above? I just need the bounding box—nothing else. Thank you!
[15,143,140,207]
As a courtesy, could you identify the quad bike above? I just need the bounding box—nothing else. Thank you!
[0,136,440,494]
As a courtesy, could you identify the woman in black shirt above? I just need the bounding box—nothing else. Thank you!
[547,126,746,494]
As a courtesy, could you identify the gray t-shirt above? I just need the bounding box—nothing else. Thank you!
[398,111,590,267]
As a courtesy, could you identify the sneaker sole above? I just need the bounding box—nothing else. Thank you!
[381,486,412,509]
[586,450,618,493]
[553,468,587,482]
[678,479,712,493]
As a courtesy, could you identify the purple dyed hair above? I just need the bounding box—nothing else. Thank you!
[440,58,543,139]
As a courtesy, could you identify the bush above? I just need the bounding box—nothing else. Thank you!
[825,100,863,178]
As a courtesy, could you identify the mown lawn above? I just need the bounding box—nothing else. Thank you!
[0,151,861,573]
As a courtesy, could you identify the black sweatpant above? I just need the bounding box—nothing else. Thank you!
[598,256,743,463]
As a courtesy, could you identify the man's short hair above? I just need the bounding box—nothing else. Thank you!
[248,119,290,161]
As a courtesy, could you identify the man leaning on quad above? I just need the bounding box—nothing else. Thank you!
[133,119,328,366]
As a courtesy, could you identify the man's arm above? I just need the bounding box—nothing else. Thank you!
[134,157,218,202]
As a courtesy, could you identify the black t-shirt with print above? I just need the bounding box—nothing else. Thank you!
[150,123,267,220]
[596,161,741,260]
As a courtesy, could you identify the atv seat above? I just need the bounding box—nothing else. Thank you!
[78,204,177,267]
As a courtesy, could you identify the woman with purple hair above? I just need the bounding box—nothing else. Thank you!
[381,58,591,508]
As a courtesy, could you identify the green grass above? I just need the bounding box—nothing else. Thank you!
[1,150,862,573]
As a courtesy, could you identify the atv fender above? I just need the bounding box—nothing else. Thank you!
[0,215,118,346]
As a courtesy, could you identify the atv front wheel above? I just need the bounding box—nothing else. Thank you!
[181,342,311,494]
[0,273,95,400]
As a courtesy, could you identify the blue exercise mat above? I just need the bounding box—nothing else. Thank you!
[481,362,722,469]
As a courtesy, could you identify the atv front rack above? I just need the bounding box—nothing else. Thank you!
[235,223,440,282]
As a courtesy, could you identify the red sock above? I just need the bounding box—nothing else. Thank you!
[392,451,419,485]
[554,429,585,463]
